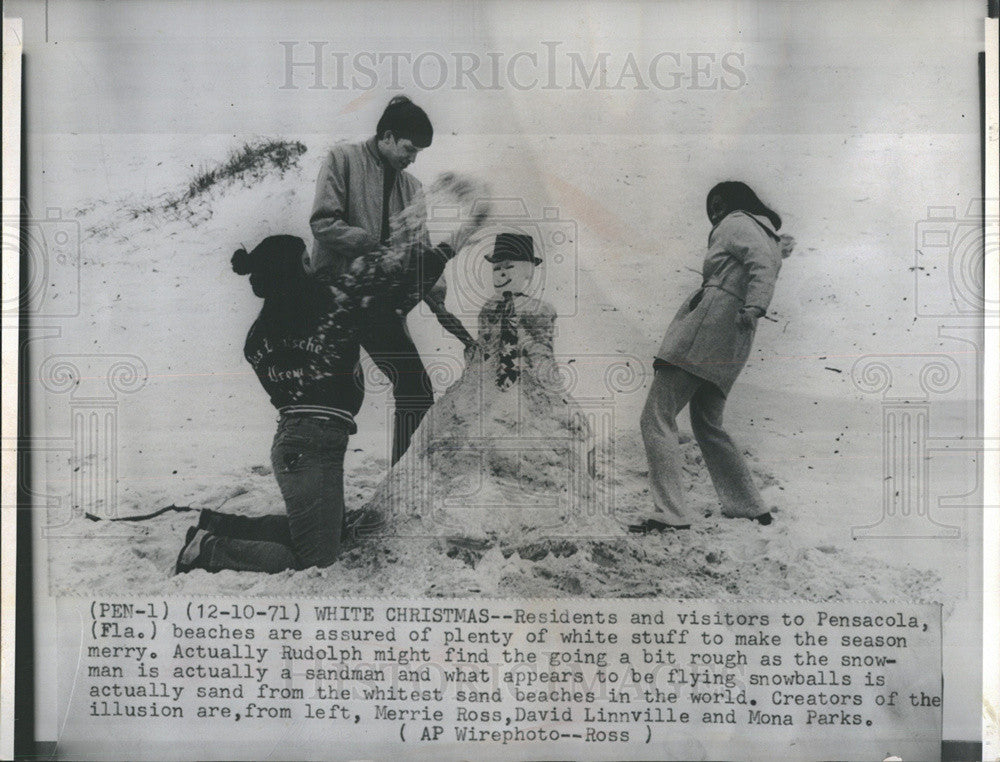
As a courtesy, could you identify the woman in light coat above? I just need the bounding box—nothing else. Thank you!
[633,181,790,532]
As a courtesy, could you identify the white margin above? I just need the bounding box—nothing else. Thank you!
[983,15,999,760]
[0,17,24,762]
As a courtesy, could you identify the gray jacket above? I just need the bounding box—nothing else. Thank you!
[307,137,475,347]
[307,136,428,275]
[655,211,783,395]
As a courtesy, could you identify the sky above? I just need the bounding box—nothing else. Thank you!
[6,0,986,138]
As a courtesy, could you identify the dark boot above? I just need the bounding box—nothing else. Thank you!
[175,527,210,574]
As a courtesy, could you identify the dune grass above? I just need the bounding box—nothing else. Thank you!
[184,138,307,199]
[130,138,307,219]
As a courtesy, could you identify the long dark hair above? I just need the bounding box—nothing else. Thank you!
[707,181,781,230]
[232,235,327,335]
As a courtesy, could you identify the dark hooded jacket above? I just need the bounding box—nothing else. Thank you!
[236,235,453,432]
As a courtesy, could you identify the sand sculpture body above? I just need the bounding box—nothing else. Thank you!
[360,287,621,556]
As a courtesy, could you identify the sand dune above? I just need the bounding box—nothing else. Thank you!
[37,133,965,603]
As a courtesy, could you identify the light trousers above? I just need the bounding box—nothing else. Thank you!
[640,363,767,525]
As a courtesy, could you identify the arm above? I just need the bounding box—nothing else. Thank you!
[423,274,476,348]
[477,303,489,340]
[723,214,782,315]
[412,182,432,250]
[387,175,433,250]
[308,148,376,271]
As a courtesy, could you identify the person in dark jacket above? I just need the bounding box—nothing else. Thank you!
[308,95,473,464]
[175,233,459,574]
[632,182,791,533]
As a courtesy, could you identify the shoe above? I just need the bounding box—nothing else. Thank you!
[196,509,217,531]
[344,507,383,539]
[628,518,691,534]
[174,527,209,574]
[751,512,773,526]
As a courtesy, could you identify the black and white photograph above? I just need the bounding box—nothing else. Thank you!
[3,1,996,760]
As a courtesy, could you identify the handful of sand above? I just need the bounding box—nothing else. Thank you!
[778,233,796,258]
[390,171,492,250]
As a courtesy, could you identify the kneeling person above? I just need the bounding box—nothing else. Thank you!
[176,232,459,574]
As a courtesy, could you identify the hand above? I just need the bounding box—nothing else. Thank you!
[389,199,428,245]
[449,220,484,253]
[436,241,459,262]
[450,202,492,253]
[778,234,796,258]
[463,341,481,363]
[737,306,764,328]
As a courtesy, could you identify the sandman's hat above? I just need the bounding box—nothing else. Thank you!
[485,233,541,265]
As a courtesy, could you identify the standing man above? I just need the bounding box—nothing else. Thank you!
[308,96,475,463]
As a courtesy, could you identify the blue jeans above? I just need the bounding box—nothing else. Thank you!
[202,415,349,572]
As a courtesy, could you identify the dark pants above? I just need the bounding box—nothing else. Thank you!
[362,312,434,464]
[201,415,349,573]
